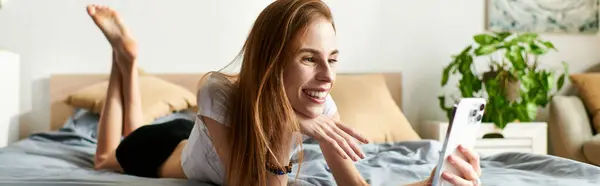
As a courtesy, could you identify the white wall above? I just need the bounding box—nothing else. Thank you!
[1,0,599,140]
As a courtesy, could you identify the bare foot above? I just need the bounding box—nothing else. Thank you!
[87,5,137,66]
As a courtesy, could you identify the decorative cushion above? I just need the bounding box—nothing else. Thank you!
[583,135,600,166]
[570,73,600,133]
[330,74,421,143]
[65,74,197,125]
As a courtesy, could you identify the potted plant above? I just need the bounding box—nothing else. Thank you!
[438,31,568,137]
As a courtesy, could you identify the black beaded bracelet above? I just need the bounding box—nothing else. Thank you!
[266,162,293,175]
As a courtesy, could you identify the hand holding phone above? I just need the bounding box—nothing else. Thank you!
[430,98,485,186]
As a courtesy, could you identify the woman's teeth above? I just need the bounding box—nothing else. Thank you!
[304,90,327,99]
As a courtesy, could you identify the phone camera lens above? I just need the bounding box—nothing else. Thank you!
[476,115,482,121]
[471,110,477,116]
[479,104,485,111]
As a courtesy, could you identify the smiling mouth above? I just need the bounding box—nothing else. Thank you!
[302,89,328,100]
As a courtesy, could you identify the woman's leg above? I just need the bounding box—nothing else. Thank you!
[94,51,125,172]
[85,4,144,137]
[119,54,144,137]
[88,4,143,172]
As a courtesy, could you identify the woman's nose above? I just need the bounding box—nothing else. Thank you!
[316,65,334,83]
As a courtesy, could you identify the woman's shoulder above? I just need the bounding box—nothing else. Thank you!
[323,94,338,117]
[196,72,235,126]
[198,72,234,92]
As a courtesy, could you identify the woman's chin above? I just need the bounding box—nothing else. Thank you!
[294,107,323,119]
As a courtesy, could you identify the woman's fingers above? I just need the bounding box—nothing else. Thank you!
[335,121,369,144]
[332,125,365,159]
[447,155,479,181]
[324,125,359,161]
[442,172,474,186]
[458,145,482,176]
[321,132,349,160]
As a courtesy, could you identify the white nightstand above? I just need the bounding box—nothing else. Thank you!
[421,121,547,156]
[0,50,20,148]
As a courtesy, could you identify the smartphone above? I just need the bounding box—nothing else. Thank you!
[431,98,486,186]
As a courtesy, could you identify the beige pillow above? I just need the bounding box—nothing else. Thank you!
[65,75,197,124]
[570,73,600,133]
[330,74,421,143]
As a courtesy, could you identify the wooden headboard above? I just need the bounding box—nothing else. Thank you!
[49,73,402,132]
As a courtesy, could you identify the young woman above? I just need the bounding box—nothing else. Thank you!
[87,0,482,186]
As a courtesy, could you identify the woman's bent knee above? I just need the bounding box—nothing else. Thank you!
[94,151,123,172]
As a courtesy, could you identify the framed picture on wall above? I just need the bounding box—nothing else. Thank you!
[486,0,600,34]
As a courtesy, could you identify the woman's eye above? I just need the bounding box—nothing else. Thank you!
[303,57,315,62]
[328,59,338,63]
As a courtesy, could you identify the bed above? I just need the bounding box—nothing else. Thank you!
[0,73,599,186]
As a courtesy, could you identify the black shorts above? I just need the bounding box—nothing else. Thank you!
[115,118,194,178]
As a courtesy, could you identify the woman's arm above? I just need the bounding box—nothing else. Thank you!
[265,131,295,185]
[319,113,429,186]
[321,112,482,186]
[203,116,292,186]
[320,112,370,186]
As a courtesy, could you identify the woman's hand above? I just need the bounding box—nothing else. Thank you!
[297,114,369,161]
[425,145,482,186]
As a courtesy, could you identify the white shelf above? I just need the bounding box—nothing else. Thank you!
[475,138,532,148]
[421,121,547,156]
[0,51,20,148]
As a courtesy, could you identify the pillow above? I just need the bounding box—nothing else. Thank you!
[329,74,421,143]
[570,73,600,133]
[65,75,197,125]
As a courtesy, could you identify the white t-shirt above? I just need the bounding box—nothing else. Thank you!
[180,73,338,184]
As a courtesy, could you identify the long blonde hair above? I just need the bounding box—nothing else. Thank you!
[202,0,336,185]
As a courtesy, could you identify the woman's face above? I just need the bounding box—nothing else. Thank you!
[283,18,338,118]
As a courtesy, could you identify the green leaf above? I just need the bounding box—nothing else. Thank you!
[472,77,483,93]
[495,32,512,41]
[438,96,454,120]
[492,92,507,106]
[438,96,446,108]
[458,55,473,73]
[441,64,453,86]
[496,107,509,129]
[544,73,554,91]
[459,46,473,56]
[505,46,526,70]
[526,102,538,121]
[521,72,542,102]
[459,74,474,97]
[542,41,556,50]
[557,74,566,91]
[534,92,550,106]
[515,104,528,122]
[516,33,539,43]
[474,34,498,45]
[557,61,569,91]
[486,84,498,97]
[528,43,547,55]
[485,92,514,129]
[484,74,500,97]
[475,45,498,56]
